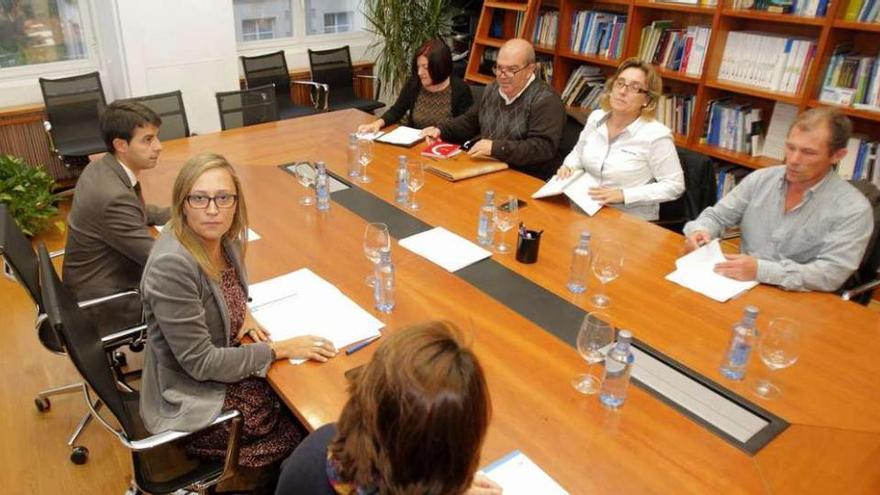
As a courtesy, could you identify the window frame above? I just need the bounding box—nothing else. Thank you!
[0,0,101,82]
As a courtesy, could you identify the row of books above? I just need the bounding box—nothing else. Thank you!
[637,22,711,76]
[654,0,718,5]
[533,11,559,48]
[730,0,829,16]
[560,65,605,108]
[656,94,695,137]
[535,58,554,84]
[819,47,880,110]
[715,165,751,202]
[839,136,880,185]
[569,10,627,59]
[718,32,816,95]
[702,99,765,156]
[843,0,880,22]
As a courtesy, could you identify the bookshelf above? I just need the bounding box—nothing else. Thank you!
[464,0,880,171]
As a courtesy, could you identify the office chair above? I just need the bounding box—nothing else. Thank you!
[241,50,327,118]
[38,71,107,169]
[841,180,880,305]
[0,203,145,464]
[38,243,243,494]
[121,90,191,140]
[216,84,279,131]
[307,45,384,113]
[656,148,717,234]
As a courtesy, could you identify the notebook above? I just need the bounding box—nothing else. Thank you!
[375,126,424,147]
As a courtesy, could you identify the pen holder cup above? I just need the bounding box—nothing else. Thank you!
[516,230,542,264]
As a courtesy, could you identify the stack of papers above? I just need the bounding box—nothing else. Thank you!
[532,171,603,216]
[248,268,384,363]
[398,227,491,272]
[375,126,424,147]
[482,451,568,495]
[665,240,758,302]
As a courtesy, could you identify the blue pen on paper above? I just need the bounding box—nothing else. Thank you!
[346,334,381,355]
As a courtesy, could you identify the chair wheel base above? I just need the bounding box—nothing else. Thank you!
[112,350,128,367]
[35,397,50,412]
[129,341,144,353]
[70,446,89,464]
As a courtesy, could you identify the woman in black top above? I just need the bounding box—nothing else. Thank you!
[358,39,473,133]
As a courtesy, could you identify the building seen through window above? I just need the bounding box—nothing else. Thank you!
[233,0,363,43]
[0,0,89,69]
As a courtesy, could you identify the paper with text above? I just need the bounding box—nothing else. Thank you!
[665,239,758,302]
[375,126,424,146]
[399,227,491,272]
[248,269,384,364]
[482,451,568,495]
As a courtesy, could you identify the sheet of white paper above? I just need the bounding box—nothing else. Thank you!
[666,240,758,302]
[355,130,384,141]
[398,227,491,272]
[153,225,261,241]
[531,170,585,199]
[375,126,424,146]
[248,269,384,364]
[482,451,568,495]
[562,173,602,216]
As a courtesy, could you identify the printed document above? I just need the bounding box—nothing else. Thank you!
[248,269,384,364]
[399,227,491,272]
[482,451,568,495]
[375,126,424,146]
[665,239,758,302]
[532,171,603,216]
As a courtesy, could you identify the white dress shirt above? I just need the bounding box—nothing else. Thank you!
[561,109,685,220]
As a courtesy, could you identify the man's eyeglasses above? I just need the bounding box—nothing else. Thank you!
[492,64,531,77]
[186,193,238,209]
[612,79,648,95]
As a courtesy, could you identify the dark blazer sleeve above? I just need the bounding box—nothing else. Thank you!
[142,251,273,383]
[146,205,171,225]
[450,76,474,117]
[379,76,420,126]
[438,93,482,144]
[102,192,159,267]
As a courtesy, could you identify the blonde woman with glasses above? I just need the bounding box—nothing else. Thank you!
[139,153,337,491]
[556,58,684,221]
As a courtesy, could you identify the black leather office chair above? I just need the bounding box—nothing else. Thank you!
[121,90,191,140]
[38,71,107,169]
[216,84,279,131]
[656,148,716,234]
[37,243,242,494]
[307,45,383,113]
[0,203,144,464]
[841,180,880,305]
[241,50,327,119]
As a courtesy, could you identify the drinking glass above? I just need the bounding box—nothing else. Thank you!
[751,317,801,400]
[363,223,390,286]
[406,160,425,210]
[357,138,373,183]
[591,240,624,308]
[493,195,518,254]
[571,312,615,394]
[294,162,316,206]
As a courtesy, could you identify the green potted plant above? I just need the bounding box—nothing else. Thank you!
[362,0,458,95]
[0,154,60,237]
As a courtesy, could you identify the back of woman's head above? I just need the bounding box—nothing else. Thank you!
[331,321,491,495]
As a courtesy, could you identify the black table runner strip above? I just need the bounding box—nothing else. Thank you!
[279,165,789,454]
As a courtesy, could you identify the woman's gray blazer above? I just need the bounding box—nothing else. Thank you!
[139,230,273,433]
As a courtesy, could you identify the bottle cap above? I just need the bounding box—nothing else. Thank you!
[743,306,759,320]
[579,231,591,242]
[316,161,326,172]
[398,155,407,165]
[349,133,357,144]
[618,329,633,344]
[486,190,495,200]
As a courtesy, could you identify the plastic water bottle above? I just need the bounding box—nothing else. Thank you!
[566,231,592,293]
[347,133,361,179]
[476,190,496,246]
[720,306,760,380]
[373,248,395,313]
[395,155,409,204]
[315,161,330,211]
[600,330,635,409]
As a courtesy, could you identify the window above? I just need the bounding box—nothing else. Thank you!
[321,12,351,34]
[0,0,90,69]
[241,18,277,41]
[233,0,364,45]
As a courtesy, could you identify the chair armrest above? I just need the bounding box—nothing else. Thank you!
[43,120,59,155]
[355,75,382,101]
[77,289,140,309]
[49,249,65,259]
[124,409,242,451]
[77,290,147,348]
[290,80,329,110]
[841,277,880,302]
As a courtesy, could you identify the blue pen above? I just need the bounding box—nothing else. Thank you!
[346,335,381,355]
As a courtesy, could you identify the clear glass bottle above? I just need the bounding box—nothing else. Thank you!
[476,190,496,246]
[373,248,395,313]
[566,231,592,293]
[347,133,361,179]
[599,329,635,409]
[720,306,760,380]
[395,155,409,204]
[315,161,330,211]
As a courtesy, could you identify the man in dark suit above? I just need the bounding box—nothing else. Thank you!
[63,101,169,326]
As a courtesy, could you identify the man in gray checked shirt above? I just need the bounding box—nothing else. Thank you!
[683,108,873,292]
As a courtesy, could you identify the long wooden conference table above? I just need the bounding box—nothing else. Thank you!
[141,109,880,494]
